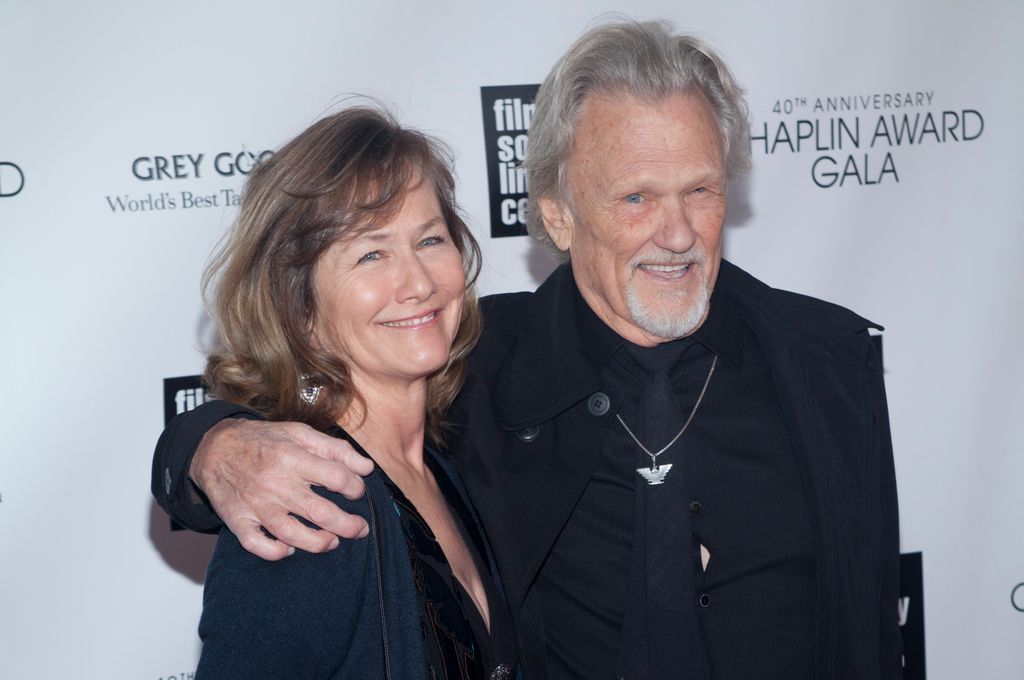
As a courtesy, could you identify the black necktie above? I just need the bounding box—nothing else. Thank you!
[618,342,707,679]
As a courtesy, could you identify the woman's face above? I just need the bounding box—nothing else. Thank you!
[312,180,466,393]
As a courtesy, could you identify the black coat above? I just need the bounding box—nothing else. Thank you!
[447,261,902,680]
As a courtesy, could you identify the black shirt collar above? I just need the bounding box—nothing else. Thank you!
[692,290,744,372]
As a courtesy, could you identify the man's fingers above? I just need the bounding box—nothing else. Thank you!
[296,454,369,502]
[259,508,342,554]
[339,446,375,476]
[301,494,370,539]
[289,426,375,476]
[231,519,295,562]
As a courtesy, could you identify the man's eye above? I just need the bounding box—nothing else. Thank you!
[625,193,644,204]
[357,251,381,264]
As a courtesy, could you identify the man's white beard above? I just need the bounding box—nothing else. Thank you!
[625,252,710,341]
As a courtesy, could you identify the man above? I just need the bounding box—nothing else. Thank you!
[154,20,901,679]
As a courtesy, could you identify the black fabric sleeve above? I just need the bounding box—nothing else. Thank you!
[151,399,263,533]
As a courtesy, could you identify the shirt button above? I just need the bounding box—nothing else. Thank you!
[516,425,540,442]
[699,593,711,608]
[587,391,610,416]
[689,501,702,514]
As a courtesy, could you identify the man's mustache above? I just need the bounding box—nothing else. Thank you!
[629,246,707,269]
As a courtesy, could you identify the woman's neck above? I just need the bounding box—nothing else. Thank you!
[338,377,429,475]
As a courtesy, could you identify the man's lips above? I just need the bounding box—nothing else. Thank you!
[380,310,440,328]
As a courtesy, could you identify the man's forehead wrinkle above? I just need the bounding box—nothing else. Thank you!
[610,153,721,178]
[570,98,724,169]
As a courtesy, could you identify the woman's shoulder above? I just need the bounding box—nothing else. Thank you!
[203,482,381,600]
[197,472,397,677]
[205,470,396,577]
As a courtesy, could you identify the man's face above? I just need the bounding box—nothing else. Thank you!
[539,90,727,346]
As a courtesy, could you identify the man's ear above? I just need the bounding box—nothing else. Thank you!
[538,197,573,253]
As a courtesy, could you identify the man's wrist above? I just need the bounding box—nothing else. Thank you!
[153,400,263,532]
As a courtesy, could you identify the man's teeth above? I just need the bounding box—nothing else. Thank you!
[642,264,690,273]
[383,311,437,327]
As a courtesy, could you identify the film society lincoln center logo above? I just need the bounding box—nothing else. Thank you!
[481,84,539,238]
[163,375,214,427]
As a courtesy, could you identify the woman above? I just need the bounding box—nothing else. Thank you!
[195,106,516,679]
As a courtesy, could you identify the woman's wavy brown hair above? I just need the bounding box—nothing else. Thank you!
[203,106,482,443]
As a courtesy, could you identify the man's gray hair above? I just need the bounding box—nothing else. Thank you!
[525,19,751,257]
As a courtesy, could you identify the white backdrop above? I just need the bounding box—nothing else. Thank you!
[2,2,1022,678]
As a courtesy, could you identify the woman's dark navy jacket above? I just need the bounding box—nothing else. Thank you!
[195,436,508,679]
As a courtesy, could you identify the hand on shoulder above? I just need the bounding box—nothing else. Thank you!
[191,418,375,560]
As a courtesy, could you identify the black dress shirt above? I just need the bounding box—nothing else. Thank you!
[533,278,817,679]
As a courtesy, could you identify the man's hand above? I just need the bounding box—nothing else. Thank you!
[189,419,374,561]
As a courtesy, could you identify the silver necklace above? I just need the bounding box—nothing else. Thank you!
[617,355,717,485]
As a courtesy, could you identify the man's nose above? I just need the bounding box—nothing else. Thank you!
[654,200,698,253]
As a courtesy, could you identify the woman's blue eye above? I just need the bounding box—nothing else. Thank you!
[420,235,445,247]
[357,251,381,264]
[625,193,643,204]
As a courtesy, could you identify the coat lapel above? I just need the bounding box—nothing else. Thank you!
[460,265,617,609]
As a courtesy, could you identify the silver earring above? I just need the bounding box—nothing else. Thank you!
[299,376,321,405]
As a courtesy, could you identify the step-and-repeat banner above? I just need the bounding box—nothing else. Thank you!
[2,2,1021,678]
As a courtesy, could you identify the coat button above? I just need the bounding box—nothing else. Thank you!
[516,425,540,442]
[689,501,702,514]
[699,593,711,608]
[587,391,610,416]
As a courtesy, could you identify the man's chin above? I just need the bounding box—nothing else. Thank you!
[627,300,708,340]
